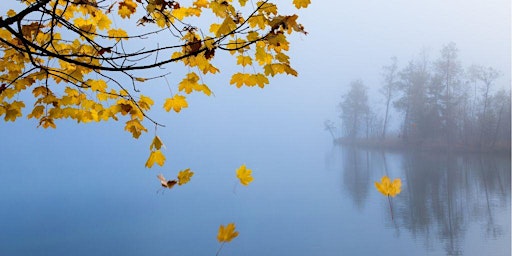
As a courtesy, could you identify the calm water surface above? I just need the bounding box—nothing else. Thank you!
[0,126,510,256]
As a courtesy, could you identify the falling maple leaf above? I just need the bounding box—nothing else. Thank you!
[177,168,194,185]
[157,174,177,189]
[217,223,239,243]
[236,164,253,186]
[145,149,166,168]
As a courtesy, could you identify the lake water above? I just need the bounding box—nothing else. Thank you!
[0,123,510,256]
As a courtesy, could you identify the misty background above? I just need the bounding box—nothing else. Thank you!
[0,1,510,255]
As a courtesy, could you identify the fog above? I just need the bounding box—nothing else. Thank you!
[294,0,510,130]
[0,2,510,255]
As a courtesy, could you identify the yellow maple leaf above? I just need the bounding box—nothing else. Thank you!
[163,94,188,113]
[39,117,57,129]
[118,6,132,19]
[236,55,252,67]
[236,164,254,186]
[89,80,107,92]
[7,9,16,17]
[215,17,237,37]
[107,28,128,42]
[138,95,154,111]
[27,105,45,119]
[230,73,248,88]
[124,118,147,138]
[375,176,401,197]
[217,223,239,243]
[293,0,311,9]
[145,149,166,168]
[177,168,194,185]
[150,135,164,151]
[253,73,269,88]
[193,0,209,8]
[247,15,266,30]
[173,7,201,20]
[3,101,25,122]
[94,12,112,30]
[178,73,211,96]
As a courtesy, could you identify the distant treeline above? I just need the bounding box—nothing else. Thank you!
[326,42,511,153]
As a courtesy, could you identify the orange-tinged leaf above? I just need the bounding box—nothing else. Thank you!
[145,150,166,168]
[157,174,177,189]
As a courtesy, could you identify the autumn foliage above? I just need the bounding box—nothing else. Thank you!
[0,0,310,167]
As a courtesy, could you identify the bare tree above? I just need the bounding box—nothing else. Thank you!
[380,57,398,139]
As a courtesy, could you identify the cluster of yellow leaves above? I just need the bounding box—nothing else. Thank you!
[375,176,402,197]
[0,0,310,172]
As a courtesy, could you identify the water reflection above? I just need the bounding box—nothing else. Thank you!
[335,146,510,256]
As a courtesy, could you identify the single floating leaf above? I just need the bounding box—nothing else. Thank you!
[177,168,194,185]
[236,164,254,186]
[217,223,239,243]
[157,174,177,189]
[375,176,401,197]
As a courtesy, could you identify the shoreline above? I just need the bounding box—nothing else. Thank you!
[333,137,511,156]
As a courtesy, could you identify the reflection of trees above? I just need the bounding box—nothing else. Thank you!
[340,147,372,210]
[336,146,510,255]
[395,152,510,255]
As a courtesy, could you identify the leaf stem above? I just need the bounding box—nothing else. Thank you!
[216,242,225,256]
[387,195,394,220]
